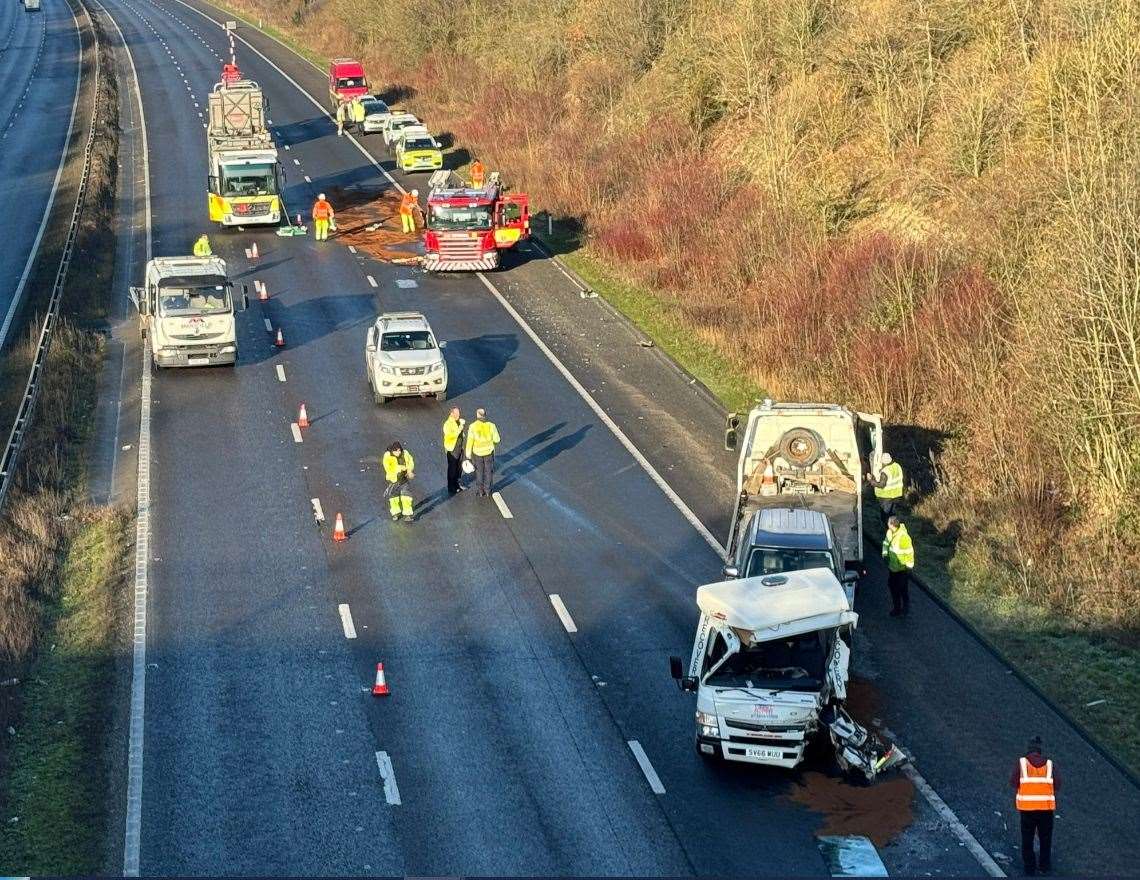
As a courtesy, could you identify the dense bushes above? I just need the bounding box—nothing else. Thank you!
[246,0,1139,631]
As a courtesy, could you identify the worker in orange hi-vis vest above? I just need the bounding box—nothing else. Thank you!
[1011,736,1058,876]
[311,193,334,241]
[470,160,485,189]
[399,190,419,234]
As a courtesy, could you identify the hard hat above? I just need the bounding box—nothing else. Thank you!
[461,459,475,475]
[881,453,893,465]
[411,189,419,197]
[318,193,326,200]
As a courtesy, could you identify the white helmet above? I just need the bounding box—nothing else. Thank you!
[881,453,893,465]
[411,189,419,197]
[318,193,326,200]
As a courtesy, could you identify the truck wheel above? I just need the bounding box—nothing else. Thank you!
[374,389,386,406]
[779,427,825,467]
[435,391,446,401]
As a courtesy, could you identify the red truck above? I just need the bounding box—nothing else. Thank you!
[422,171,530,271]
[328,58,369,110]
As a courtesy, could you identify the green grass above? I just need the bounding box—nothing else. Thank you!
[0,509,129,874]
[536,223,767,414]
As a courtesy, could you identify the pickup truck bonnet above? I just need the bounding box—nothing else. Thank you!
[696,569,857,643]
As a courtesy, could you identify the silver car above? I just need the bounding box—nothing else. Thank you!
[364,312,448,404]
[359,95,391,133]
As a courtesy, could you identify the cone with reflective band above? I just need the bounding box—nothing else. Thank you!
[297,403,310,428]
[371,663,390,696]
[332,512,347,542]
[250,242,259,260]
[258,280,268,301]
[275,328,285,347]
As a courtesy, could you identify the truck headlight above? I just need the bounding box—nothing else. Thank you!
[378,365,395,375]
[219,345,235,354]
[696,711,719,738]
[429,361,444,373]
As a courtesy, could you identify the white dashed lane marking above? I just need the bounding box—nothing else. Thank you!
[627,740,665,794]
[338,604,357,639]
[290,423,303,444]
[492,492,512,519]
[275,364,286,382]
[263,318,273,332]
[549,594,577,633]
[375,752,401,805]
[366,275,377,288]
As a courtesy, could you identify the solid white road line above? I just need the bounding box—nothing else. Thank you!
[366,274,377,288]
[290,422,302,443]
[262,317,273,332]
[337,603,357,639]
[548,594,577,633]
[375,751,402,805]
[0,0,83,348]
[275,364,286,382]
[95,0,153,871]
[902,765,1005,876]
[627,740,665,795]
[492,491,513,519]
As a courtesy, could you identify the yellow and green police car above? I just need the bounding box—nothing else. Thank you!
[394,126,444,173]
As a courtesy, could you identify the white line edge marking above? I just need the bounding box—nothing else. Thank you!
[275,364,286,382]
[290,422,302,443]
[375,751,402,805]
[262,317,273,332]
[337,603,356,639]
[94,0,152,872]
[627,740,665,795]
[146,6,1003,877]
[492,491,512,519]
[0,0,84,348]
[548,594,577,634]
[366,274,377,288]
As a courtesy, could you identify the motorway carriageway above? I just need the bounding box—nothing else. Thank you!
[88,0,1140,875]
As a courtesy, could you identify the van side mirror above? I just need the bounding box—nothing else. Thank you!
[842,570,859,584]
[724,413,740,450]
[722,565,740,579]
[128,286,142,312]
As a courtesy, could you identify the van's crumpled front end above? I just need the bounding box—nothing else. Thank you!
[696,689,824,767]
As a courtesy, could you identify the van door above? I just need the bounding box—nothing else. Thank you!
[493,194,530,247]
[826,635,850,701]
[854,411,884,477]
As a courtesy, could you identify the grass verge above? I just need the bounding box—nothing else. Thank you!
[0,0,128,871]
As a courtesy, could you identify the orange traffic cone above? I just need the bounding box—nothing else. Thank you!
[332,512,347,542]
[371,663,390,696]
[297,403,310,428]
[250,242,259,260]
[275,328,285,347]
[760,460,777,496]
[258,280,268,301]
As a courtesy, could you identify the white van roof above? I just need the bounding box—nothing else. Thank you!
[696,568,854,642]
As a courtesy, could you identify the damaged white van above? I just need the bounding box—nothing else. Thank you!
[670,568,857,769]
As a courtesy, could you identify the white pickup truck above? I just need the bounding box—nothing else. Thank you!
[129,256,245,368]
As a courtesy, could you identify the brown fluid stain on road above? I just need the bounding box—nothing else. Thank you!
[786,677,916,846]
[327,185,421,263]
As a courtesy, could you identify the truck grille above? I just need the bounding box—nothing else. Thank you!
[725,718,801,735]
[399,367,426,376]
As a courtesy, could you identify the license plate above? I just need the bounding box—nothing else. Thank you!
[188,357,210,366]
[407,384,419,392]
[744,745,784,760]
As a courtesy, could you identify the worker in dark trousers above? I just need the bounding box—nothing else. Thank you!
[442,407,466,495]
[464,408,500,497]
[866,452,904,524]
[1011,736,1058,875]
[882,515,914,617]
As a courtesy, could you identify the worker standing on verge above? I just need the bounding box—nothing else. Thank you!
[882,515,914,617]
[470,159,485,189]
[866,452,905,524]
[1011,736,1058,875]
[464,408,500,497]
[193,234,212,256]
[399,190,419,234]
[443,407,466,495]
[335,100,348,136]
[312,193,334,242]
[382,441,415,521]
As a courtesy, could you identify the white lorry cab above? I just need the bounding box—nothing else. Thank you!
[671,568,857,769]
[130,256,245,368]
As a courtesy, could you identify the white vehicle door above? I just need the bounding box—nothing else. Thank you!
[700,624,742,684]
[365,325,378,375]
[855,411,884,475]
[826,632,851,701]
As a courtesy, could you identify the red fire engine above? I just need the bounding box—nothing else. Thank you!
[422,171,530,271]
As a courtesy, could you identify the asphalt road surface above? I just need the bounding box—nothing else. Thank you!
[93,0,1140,874]
[0,0,80,346]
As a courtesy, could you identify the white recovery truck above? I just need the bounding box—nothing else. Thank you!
[206,79,282,226]
[670,569,905,780]
[722,400,884,585]
[129,256,246,368]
